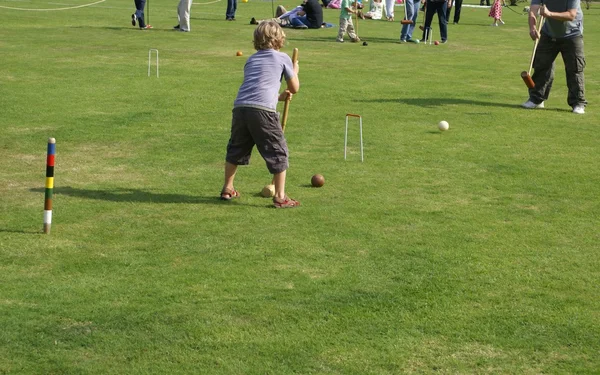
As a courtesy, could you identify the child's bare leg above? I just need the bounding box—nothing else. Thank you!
[223,161,238,191]
[273,170,286,199]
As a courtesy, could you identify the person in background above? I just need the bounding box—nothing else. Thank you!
[132,0,152,29]
[489,0,505,26]
[361,0,385,19]
[400,0,420,42]
[446,0,463,24]
[226,0,237,20]
[337,0,361,42]
[521,0,586,114]
[384,0,395,20]
[173,0,193,31]
[421,0,448,43]
[289,0,324,28]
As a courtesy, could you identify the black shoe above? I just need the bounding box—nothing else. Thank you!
[173,24,180,29]
[131,14,137,26]
[250,17,258,25]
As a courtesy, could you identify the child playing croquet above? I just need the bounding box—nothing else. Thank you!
[221,21,301,208]
[337,0,361,42]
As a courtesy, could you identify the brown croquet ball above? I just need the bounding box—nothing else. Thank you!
[236,51,243,56]
[434,40,439,45]
[311,174,325,187]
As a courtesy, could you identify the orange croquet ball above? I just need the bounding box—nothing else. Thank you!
[236,51,243,56]
[311,174,325,188]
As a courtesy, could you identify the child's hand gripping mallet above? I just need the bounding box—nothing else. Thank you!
[281,47,299,132]
[521,13,544,89]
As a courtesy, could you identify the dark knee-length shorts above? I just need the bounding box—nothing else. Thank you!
[225,106,289,174]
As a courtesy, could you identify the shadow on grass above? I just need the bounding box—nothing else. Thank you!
[298,35,400,44]
[0,228,42,234]
[354,97,572,112]
[30,186,229,205]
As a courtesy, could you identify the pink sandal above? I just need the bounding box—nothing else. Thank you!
[273,196,300,208]
[220,187,240,201]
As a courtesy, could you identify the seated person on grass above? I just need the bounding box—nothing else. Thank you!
[288,0,324,28]
[252,0,327,28]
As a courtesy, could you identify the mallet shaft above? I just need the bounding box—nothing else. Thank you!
[281,48,299,132]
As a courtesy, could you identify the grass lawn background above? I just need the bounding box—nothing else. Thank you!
[1,0,599,373]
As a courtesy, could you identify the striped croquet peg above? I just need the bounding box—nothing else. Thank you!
[43,138,56,234]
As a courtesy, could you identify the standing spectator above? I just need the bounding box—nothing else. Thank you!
[489,0,505,26]
[446,0,463,24]
[226,0,237,20]
[337,0,361,42]
[384,0,395,20]
[290,0,324,28]
[221,21,301,208]
[522,1,586,114]
[132,0,152,29]
[174,0,193,31]
[400,0,420,42]
[480,0,490,5]
[421,0,448,43]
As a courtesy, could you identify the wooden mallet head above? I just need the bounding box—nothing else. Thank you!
[521,71,535,89]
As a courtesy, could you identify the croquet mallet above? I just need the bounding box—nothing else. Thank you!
[281,47,299,132]
[401,0,414,24]
[521,13,545,89]
[419,2,426,30]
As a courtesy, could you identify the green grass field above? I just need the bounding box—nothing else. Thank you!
[1,0,599,373]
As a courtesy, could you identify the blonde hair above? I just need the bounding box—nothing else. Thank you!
[253,21,286,51]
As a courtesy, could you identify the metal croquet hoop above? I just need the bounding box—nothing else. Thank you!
[148,48,159,77]
[344,114,364,162]
[424,26,433,45]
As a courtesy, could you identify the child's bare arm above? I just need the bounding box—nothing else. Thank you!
[285,76,300,95]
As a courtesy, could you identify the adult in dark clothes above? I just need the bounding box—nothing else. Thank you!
[290,0,324,28]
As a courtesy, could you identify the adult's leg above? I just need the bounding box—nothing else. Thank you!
[385,0,395,19]
[226,0,236,18]
[436,1,448,41]
[135,0,146,27]
[402,0,418,40]
[178,0,192,30]
[561,35,587,108]
[290,15,309,27]
[453,0,462,22]
[422,0,435,40]
[529,35,560,103]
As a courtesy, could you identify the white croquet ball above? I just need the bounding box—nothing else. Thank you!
[438,120,449,131]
